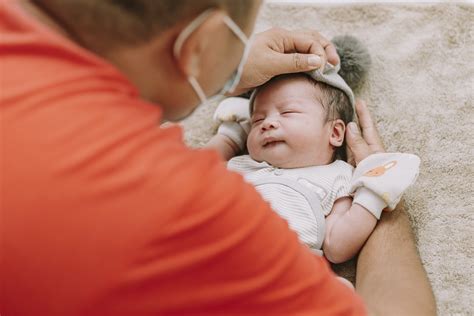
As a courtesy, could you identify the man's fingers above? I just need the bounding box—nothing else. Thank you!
[346,148,355,166]
[269,51,323,74]
[346,122,372,165]
[277,29,328,71]
[355,100,385,152]
[347,102,386,165]
[294,36,327,71]
[297,30,340,67]
[324,42,340,67]
[237,27,342,91]
[287,38,327,71]
[355,100,375,130]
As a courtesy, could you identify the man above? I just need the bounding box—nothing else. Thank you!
[0,0,435,315]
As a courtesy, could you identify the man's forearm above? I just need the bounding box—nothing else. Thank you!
[355,203,436,316]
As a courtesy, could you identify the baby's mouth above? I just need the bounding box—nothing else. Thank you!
[262,137,284,147]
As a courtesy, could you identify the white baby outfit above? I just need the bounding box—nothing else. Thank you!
[228,155,354,253]
[228,153,420,254]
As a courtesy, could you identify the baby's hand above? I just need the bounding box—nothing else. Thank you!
[213,97,251,124]
[214,97,251,152]
[351,153,420,219]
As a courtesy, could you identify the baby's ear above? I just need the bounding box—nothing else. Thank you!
[329,119,345,147]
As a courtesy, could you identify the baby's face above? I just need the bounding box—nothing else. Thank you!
[247,76,335,168]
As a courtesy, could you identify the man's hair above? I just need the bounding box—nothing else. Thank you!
[33,0,256,49]
[251,73,354,161]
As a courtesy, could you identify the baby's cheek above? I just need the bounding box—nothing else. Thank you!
[247,134,259,159]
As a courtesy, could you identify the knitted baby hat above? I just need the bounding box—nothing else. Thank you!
[249,35,371,111]
[308,35,371,109]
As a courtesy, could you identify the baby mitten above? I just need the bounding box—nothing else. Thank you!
[213,97,251,151]
[350,153,420,219]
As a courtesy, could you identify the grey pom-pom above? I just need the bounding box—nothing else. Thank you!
[332,35,371,93]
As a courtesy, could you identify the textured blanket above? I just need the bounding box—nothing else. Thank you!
[181,3,474,314]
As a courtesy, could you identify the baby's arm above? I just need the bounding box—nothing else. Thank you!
[205,97,250,161]
[323,197,376,263]
[205,132,241,161]
[323,152,420,263]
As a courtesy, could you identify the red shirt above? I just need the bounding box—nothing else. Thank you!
[0,2,366,315]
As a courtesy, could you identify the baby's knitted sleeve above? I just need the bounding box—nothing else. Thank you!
[319,161,354,215]
[333,161,355,200]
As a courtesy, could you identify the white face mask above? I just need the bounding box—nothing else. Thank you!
[173,9,251,106]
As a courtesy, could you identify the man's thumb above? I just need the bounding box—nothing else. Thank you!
[346,122,371,164]
[273,52,323,74]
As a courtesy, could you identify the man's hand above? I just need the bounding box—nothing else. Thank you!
[233,28,340,95]
[345,100,385,166]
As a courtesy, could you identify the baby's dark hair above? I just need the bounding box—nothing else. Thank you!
[303,75,354,161]
[250,73,354,161]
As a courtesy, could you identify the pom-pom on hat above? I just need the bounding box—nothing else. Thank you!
[307,35,371,109]
[332,35,371,94]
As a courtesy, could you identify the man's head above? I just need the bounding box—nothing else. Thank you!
[32,0,257,49]
[247,73,353,168]
[30,0,262,120]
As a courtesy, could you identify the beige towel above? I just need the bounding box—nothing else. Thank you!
[181,3,474,314]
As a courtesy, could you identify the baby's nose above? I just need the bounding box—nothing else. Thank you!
[261,118,280,131]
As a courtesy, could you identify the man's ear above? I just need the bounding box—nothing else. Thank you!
[173,10,227,78]
[329,119,346,147]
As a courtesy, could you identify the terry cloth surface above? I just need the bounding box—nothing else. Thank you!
[180,3,474,315]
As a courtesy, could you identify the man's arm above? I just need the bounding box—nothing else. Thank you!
[323,197,377,264]
[356,202,436,316]
[346,100,436,315]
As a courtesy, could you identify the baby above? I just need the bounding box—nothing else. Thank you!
[206,36,420,263]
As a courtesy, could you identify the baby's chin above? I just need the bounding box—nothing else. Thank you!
[250,150,328,169]
[249,152,308,169]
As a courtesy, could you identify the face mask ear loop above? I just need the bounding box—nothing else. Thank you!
[187,76,207,105]
[173,9,250,100]
[222,16,251,94]
[222,16,249,43]
[173,9,215,106]
[173,9,215,60]
[226,35,253,94]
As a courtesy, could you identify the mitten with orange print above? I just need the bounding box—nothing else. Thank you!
[350,153,420,219]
